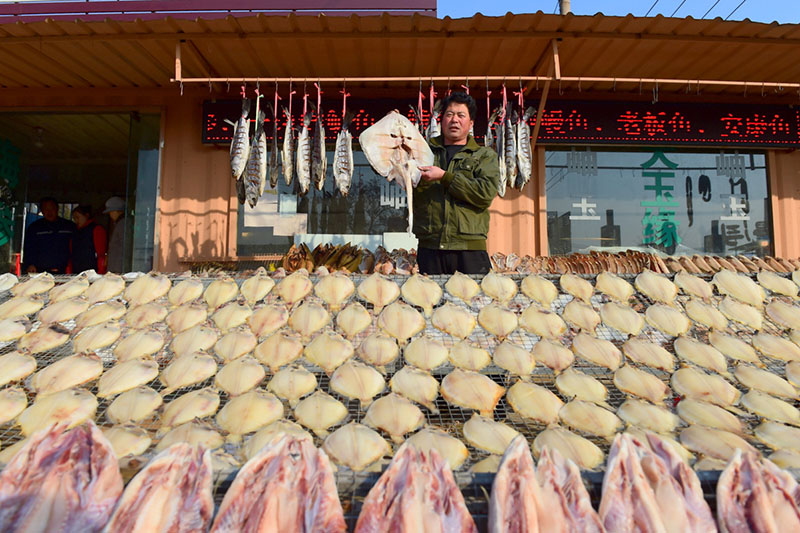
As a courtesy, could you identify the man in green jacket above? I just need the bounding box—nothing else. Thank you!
[415,92,500,275]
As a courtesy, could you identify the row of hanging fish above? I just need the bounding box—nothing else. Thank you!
[487,103,535,197]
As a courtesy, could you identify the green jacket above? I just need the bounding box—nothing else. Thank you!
[413,134,500,250]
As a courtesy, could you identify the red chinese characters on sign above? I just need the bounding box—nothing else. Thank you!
[617,111,691,138]
[720,113,791,138]
[538,109,589,135]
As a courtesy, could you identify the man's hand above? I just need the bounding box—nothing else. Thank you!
[419,165,446,182]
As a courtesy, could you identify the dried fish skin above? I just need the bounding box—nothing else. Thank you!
[400,274,442,317]
[323,422,390,471]
[635,269,678,304]
[203,277,239,310]
[38,297,89,325]
[0,295,44,320]
[596,271,635,302]
[160,351,217,395]
[556,367,611,407]
[168,277,204,306]
[445,271,481,303]
[559,400,622,438]
[754,421,800,452]
[216,388,284,443]
[313,272,355,313]
[356,331,399,370]
[787,361,800,388]
[406,427,468,470]
[0,351,36,386]
[275,270,314,305]
[254,331,303,371]
[403,335,449,370]
[113,328,165,362]
[247,303,289,338]
[85,272,125,303]
[506,380,563,424]
[0,272,17,293]
[0,318,28,343]
[713,269,765,307]
[102,425,152,458]
[521,274,558,308]
[124,272,170,307]
[571,332,622,371]
[363,392,424,443]
[674,335,730,375]
[97,358,159,398]
[389,366,438,413]
[708,330,762,366]
[357,272,400,313]
[562,299,601,332]
[463,414,519,455]
[240,268,275,306]
[758,270,798,298]
[671,366,741,407]
[0,387,27,425]
[267,365,317,407]
[432,302,476,339]
[532,338,574,373]
[376,301,426,345]
[75,300,125,330]
[645,303,691,337]
[107,386,162,424]
[288,301,331,340]
[330,360,385,408]
[243,420,313,460]
[600,301,645,336]
[441,368,505,416]
[684,298,729,331]
[104,443,213,532]
[73,321,122,353]
[625,427,694,464]
[18,388,98,436]
[448,340,491,371]
[677,399,744,435]
[293,390,348,437]
[156,422,224,452]
[215,355,265,396]
[31,353,103,396]
[560,273,593,303]
[488,436,542,533]
[493,340,535,377]
[519,307,567,338]
[622,338,675,371]
[719,296,762,330]
[766,300,800,330]
[161,388,220,431]
[170,325,218,357]
[165,302,207,333]
[532,426,604,470]
[734,363,798,399]
[613,364,670,403]
[336,301,372,338]
[752,331,800,362]
[12,271,54,297]
[481,271,518,304]
[674,271,714,300]
[212,301,252,332]
[48,274,89,303]
[742,389,800,426]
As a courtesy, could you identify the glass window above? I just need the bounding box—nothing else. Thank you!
[545,148,770,256]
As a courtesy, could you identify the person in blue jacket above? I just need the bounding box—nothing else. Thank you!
[22,197,76,274]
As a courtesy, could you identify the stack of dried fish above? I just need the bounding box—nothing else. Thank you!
[280,243,365,273]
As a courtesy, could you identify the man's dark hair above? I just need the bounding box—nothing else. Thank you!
[39,196,57,208]
[441,91,477,121]
[73,205,93,218]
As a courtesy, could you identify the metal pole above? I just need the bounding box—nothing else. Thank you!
[560,0,571,15]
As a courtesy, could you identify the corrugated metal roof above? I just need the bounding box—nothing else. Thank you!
[0,12,798,94]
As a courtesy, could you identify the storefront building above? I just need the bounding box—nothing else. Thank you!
[0,3,798,272]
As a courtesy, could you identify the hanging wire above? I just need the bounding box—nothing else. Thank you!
[702,0,722,18]
[670,0,687,17]
[644,0,659,17]
[724,0,747,20]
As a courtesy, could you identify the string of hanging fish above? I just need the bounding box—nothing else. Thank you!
[227,80,537,209]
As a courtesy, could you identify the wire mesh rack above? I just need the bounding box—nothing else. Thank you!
[1,270,799,528]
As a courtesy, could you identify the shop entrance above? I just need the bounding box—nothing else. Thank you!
[0,112,160,274]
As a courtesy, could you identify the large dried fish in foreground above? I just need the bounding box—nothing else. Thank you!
[532,338,574,373]
[493,340,535,377]
[160,351,217,394]
[31,352,103,396]
[600,301,644,336]
[211,436,346,532]
[293,391,348,438]
[555,367,611,407]
[203,277,238,310]
[254,331,303,371]
[336,301,372,338]
[160,388,220,431]
[267,365,317,407]
[85,272,125,303]
[400,273,442,317]
[441,368,505,416]
[0,350,36,386]
[735,363,798,399]
[432,302,476,338]
[671,366,741,407]
[635,269,677,304]
[714,269,766,307]
[613,364,670,403]
[445,271,481,303]
[674,271,714,300]
[766,300,800,330]
[12,272,54,297]
[621,337,675,371]
[463,414,519,455]
[685,298,728,330]
[521,274,558,307]
[559,399,622,439]
[389,365,438,412]
[742,389,800,426]
[113,328,165,361]
[719,296,762,329]
[97,357,158,398]
[572,332,622,370]
[562,299,601,332]
[645,303,691,336]
[507,380,563,424]
[674,335,730,375]
[519,307,567,338]
[357,272,399,313]
[105,443,213,533]
[107,386,162,424]
[680,425,758,462]
[19,388,98,436]
[168,277,204,306]
[0,387,27,425]
[314,272,355,312]
[752,331,800,362]
[677,398,744,434]
[216,388,283,443]
[407,427,469,470]
[124,272,170,307]
[363,392,424,443]
[481,271,518,304]
[215,355,265,396]
[323,422,390,471]
[355,443,476,533]
[17,323,70,354]
[0,422,123,532]
[708,329,762,365]
[330,360,385,408]
[532,426,604,470]
[377,301,426,344]
[403,335,449,370]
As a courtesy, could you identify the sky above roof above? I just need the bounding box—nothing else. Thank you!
[438,0,799,24]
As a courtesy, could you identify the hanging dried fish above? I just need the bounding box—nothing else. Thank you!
[228,98,251,181]
[245,110,267,208]
[424,100,442,141]
[515,106,534,190]
[312,84,327,190]
[296,99,313,196]
[281,106,294,186]
[334,111,354,196]
[503,102,518,190]
[485,107,500,150]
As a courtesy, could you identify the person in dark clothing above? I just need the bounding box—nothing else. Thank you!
[70,205,107,274]
[415,92,500,275]
[22,197,76,274]
[104,196,126,273]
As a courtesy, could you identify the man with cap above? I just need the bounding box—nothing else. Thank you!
[22,196,76,274]
[104,196,126,273]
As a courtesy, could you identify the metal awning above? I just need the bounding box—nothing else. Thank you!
[0,11,798,97]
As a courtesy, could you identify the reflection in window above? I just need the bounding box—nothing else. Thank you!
[545,148,770,256]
